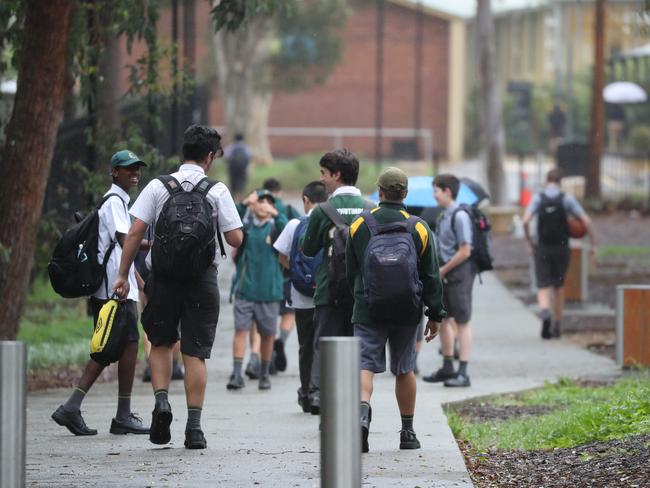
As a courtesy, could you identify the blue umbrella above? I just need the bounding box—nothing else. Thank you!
[370,176,483,207]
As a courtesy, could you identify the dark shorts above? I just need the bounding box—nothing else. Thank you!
[534,244,571,289]
[354,323,418,375]
[141,266,220,359]
[442,261,476,324]
[90,297,139,343]
[314,304,353,339]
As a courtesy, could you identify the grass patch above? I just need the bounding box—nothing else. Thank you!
[447,376,650,451]
[597,245,650,258]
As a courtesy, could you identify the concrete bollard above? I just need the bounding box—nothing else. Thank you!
[320,337,361,488]
[0,341,27,488]
[616,285,650,367]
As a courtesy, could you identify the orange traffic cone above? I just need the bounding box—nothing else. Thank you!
[519,170,532,208]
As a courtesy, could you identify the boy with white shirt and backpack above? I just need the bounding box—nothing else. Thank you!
[273,181,327,414]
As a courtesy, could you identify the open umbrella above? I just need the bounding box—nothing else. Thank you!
[603,82,647,104]
[369,176,487,207]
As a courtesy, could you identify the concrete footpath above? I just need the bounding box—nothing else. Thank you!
[25,267,619,487]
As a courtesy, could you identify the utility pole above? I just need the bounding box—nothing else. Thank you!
[374,0,385,168]
[171,0,179,154]
[587,0,606,199]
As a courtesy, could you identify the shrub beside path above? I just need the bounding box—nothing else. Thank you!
[26,261,619,487]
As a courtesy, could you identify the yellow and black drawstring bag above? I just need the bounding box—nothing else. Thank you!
[90,297,127,366]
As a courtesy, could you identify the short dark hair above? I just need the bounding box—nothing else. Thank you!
[302,181,327,204]
[319,149,359,186]
[547,168,563,183]
[381,188,407,202]
[263,177,282,193]
[234,133,244,141]
[182,125,223,161]
[433,174,460,200]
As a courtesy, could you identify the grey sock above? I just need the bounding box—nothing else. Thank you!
[458,361,468,376]
[248,353,260,367]
[116,394,131,420]
[442,356,454,372]
[360,401,371,421]
[63,386,87,412]
[540,308,552,321]
[261,360,271,377]
[280,328,290,344]
[233,358,243,376]
[186,407,202,431]
[154,389,168,408]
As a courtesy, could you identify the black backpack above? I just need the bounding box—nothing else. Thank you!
[228,145,249,172]
[319,200,374,309]
[151,175,226,280]
[48,194,123,298]
[451,204,494,274]
[537,193,569,246]
[361,211,423,324]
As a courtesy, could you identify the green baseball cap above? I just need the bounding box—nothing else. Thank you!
[256,189,276,204]
[377,167,408,192]
[110,150,146,169]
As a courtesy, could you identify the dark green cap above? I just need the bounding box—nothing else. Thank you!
[110,150,146,169]
[256,189,275,204]
[377,167,408,192]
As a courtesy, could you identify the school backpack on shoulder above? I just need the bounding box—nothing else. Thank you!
[90,297,129,366]
[319,200,374,310]
[451,204,494,274]
[361,211,423,324]
[228,145,249,172]
[537,193,569,246]
[289,216,323,297]
[151,175,225,280]
[48,193,123,298]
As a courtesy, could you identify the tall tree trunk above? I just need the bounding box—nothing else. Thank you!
[0,0,75,340]
[477,0,507,205]
[587,0,606,199]
[212,14,274,164]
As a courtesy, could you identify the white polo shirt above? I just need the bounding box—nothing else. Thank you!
[93,184,139,301]
[129,163,243,268]
[273,209,314,309]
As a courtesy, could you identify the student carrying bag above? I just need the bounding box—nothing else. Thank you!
[89,296,129,366]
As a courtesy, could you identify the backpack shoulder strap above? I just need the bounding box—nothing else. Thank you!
[157,175,184,196]
[193,177,218,197]
[320,201,347,228]
[97,193,124,210]
[360,211,378,236]
[450,205,471,241]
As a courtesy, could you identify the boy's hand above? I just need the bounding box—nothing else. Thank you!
[259,200,278,217]
[112,276,130,300]
[424,320,440,342]
[242,191,258,207]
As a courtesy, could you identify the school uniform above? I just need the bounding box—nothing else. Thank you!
[92,184,139,344]
[129,163,242,359]
[346,202,446,375]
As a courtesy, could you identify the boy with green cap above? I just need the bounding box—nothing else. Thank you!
[228,189,288,390]
[346,167,446,453]
[52,150,150,436]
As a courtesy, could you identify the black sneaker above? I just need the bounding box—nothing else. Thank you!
[274,339,287,372]
[51,405,97,436]
[149,400,173,445]
[297,390,310,413]
[444,373,471,387]
[245,360,260,380]
[399,429,421,449]
[422,368,457,383]
[110,413,150,435]
[360,405,372,453]
[142,365,151,383]
[171,362,185,381]
[226,373,245,390]
[552,321,561,338]
[259,375,271,390]
[310,396,320,415]
[184,428,207,449]
[541,318,552,339]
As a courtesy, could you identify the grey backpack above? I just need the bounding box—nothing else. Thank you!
[361,211,423,324]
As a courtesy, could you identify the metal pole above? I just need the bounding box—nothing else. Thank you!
[320,337,361,488]
[374,0,385,168]
[0,341,27,488]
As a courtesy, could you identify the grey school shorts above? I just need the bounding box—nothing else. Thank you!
[442,260,476,324]
[234,299,280,337]
[354,323,418,376]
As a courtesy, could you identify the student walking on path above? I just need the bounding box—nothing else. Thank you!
[423,174,476,387]
[273,181,328,414]
[301,149,374,412]
[346,167,446,453]
[51,150,150,436]
[112,125,244,450]
[227,189,287,391]
[522,168,596,339]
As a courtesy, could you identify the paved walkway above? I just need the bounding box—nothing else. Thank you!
[26,264,619,487]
